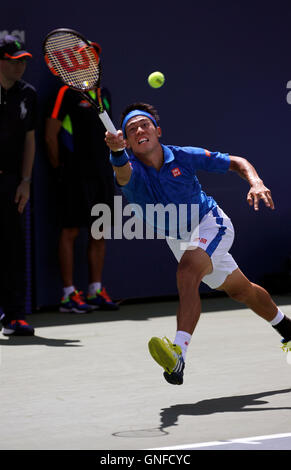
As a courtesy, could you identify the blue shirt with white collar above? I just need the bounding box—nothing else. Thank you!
[118,144,230,238]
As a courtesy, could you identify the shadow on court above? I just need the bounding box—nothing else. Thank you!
[0,336,81,347]
[22,300,178,329]
[159,388,291,430]
[14,294,291,330]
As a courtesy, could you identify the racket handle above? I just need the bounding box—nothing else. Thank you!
[99,111,117,134]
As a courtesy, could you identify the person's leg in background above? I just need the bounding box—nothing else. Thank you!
[85,178,119,311]
[58,227,93,313]
[57,174,93,314]
[0,174,34,336]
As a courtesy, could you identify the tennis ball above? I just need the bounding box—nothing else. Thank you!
[148,71,165,88]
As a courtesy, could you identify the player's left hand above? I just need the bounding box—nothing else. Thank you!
[15,181,30,214]
[247,181,275,211]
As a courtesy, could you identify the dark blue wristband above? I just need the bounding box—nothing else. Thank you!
[109,150,129,167]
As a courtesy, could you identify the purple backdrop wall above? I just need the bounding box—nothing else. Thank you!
[2,1,291,307]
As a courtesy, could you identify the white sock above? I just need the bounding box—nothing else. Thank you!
[63,285,75,298]
[174,330,192,360]
[270,308,284,326]
[88,282,102,296]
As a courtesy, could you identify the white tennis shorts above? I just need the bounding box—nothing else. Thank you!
[166,205,238,289]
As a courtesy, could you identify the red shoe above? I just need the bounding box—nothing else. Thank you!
[59,290,95,313]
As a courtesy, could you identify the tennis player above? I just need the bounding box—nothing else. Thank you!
[105,102,291,385]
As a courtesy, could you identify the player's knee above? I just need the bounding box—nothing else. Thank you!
[177,256,203,287]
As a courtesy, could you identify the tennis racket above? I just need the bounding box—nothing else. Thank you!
[43,28,117,134]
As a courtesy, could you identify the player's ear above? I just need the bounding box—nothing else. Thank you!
[157,126,162,138]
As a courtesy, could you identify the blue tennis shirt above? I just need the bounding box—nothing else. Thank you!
[118,144,230,239]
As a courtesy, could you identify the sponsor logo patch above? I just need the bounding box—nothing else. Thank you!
[171,167,181,177]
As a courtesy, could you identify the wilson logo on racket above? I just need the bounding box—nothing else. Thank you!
[171,167,181,177]
[52,46,90,73]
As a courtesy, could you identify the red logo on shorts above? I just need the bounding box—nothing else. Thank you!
[194,237,207,244]
[171,167,181,177]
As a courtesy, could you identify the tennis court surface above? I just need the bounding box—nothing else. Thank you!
[0,295,290,450]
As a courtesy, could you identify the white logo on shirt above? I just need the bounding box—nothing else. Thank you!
[20,99,27,119]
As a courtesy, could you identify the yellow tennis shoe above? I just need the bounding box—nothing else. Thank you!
[148,336,185,385]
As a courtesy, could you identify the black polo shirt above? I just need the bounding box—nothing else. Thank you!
[0,79,37,174]
[48,86,113,178]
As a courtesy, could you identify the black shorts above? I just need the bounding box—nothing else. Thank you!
[58,174,115,228]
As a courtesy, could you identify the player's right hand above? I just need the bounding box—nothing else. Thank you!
[105,130,126,152]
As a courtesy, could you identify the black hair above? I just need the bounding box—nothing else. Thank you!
[120,102,160,128]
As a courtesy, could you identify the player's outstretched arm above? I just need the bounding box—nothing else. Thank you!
[229,155,275,211]
[105,130,132,186]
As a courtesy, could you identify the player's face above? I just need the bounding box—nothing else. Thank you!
[125,116,161,156]
[0,58,27,84]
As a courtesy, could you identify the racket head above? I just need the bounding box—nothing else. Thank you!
[43,28,101,91]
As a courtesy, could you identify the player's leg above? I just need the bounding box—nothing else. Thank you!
[218,268,278,320]
[176,247,212,334]
[148,246,212,385]
[218,268,291,343]
[149,206,233,384]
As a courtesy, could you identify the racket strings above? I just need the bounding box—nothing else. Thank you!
[45,32,100,90]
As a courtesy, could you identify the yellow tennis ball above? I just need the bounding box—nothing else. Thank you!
[148,71,165,88]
